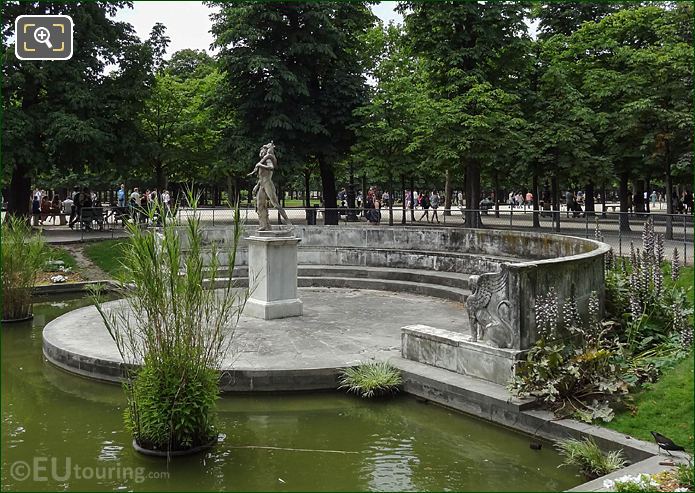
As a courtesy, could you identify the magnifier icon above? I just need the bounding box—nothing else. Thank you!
[33,27,53,49]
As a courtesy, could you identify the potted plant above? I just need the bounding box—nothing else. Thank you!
[93,194,247,456]
[2,215,46,322]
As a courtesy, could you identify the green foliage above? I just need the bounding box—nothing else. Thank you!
[209,2,376,217]
[2,2,161,213]
[140,50,227,188]
[555,437,626,479]
[515,220,693,423]
[92,193,247,451]
[509,291,628,422]
[125,358,219,451]
[1,216,47,320]
[339,361,403,398]
[606,355,694,452]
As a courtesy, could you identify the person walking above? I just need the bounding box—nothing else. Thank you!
[418,191,431,222]
[430,191,440,223]
[68,187,82,229]
[117,184,126,208]
[31,194,41,226]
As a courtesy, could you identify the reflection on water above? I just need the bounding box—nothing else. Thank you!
[1,294,582,491]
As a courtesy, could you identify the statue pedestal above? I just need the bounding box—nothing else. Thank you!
[244,229,303,320]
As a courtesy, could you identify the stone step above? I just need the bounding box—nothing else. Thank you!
[298,276,470,304]
[298,265,471,290]
[221,265,472,290]
[206,275,471,304]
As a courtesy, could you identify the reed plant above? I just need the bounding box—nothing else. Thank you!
[339,361,403,398]
[2,215,46,321]
[555,437,626,479]
[92,192,247,452]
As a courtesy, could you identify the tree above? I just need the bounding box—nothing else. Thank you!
[352,23,424,223]
[534,2,623,39]
[2,2,156,215]
[398,1,530,225]
[556,5,693,232]
[139,47,226,190]
[209,2,376,224]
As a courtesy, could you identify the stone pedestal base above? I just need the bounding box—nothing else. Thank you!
[245,228,303,320]
[244,298,304,320]
[401,324,527,386]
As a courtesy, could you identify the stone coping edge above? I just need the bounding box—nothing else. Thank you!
[34,280,119,295]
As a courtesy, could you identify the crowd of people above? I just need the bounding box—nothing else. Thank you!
[28,185,174,230]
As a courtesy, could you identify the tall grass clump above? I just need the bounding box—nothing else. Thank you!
[555,437,626,479]
[339,361,403,398]
[2,215,46,321]
[92,192,247,453]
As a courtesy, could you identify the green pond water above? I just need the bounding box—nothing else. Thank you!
[2,294,583,491]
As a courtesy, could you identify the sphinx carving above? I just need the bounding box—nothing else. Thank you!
[465,268,517,349]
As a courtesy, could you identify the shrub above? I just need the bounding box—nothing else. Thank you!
[509,290,629,422]
[555,437,626,479]
[93,193,247,452]
[1,215,46,320]
[339,361,403,398]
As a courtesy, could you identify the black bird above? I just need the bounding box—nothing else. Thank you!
[651,431,685,455]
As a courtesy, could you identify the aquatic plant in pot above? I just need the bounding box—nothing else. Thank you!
[92,194,247,456]
[2,215,46,322]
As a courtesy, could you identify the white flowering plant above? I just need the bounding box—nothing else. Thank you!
[603,473,660,492]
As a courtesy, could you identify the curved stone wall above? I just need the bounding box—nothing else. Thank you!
[196,225,610,350]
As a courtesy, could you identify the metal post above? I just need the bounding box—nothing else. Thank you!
[509,207,513,228]
[585,213,589,238]
[212,207,215,226]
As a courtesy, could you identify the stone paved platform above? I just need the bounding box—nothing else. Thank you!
[43,288,469,391]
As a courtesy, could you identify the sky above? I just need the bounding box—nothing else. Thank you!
[113,1,403,59]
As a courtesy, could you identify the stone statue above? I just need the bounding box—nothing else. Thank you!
[247,142,293,231]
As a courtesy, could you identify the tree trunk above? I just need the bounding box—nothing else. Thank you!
[444,169,452,216]
[304,169,311,208]
[585,181,595,215]
[493,173,500,218]
[347,165,357,222]
[388,174,394,226]
[464,161,481,227]
[551,175,560,232]
[619,172,631,232]
[601,183,607,218]
[154,159,167,191]
[665,163,673,240]
[401,173,406,225]
[8,75,41,217]
[409,177,415,222]
[634,179,645,214]
[362,174,368,218]
[645,177,651,213]
[8,172,31,218]
[318,155,338,225]
[532,174,540,228]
